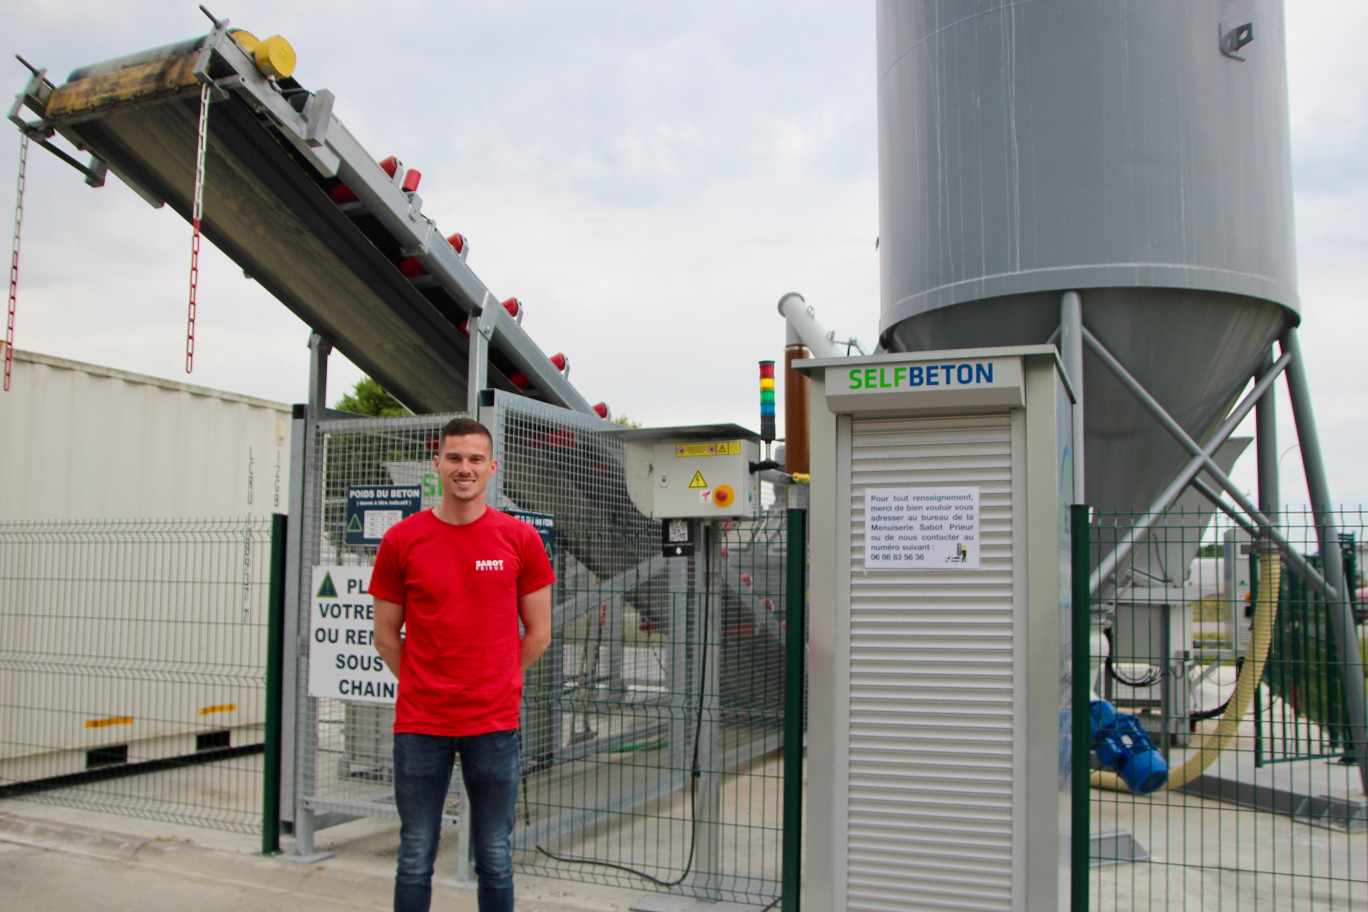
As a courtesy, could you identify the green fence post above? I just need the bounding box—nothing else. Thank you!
[1071,504,1091,912]
[261,512,288,855]
[782,503,808,912]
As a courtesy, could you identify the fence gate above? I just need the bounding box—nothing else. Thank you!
[285,396,790,907]
[287,410,464,841]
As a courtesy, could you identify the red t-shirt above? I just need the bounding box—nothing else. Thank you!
[369,508,555,736]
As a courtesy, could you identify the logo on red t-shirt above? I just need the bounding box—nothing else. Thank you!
[475,559,505,571]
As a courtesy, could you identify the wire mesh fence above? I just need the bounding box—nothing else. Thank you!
[291,399,791,905]
[0,516,274,833]
[1087,506,1366,910]
[493,394,788,906]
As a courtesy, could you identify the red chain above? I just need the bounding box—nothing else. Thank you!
[186,83,211,373]
[5,135,26,392]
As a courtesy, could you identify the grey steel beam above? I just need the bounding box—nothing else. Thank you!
[1085,337,1329,598]
[1280,328,1368,792]
[1188,477,1260,539]
[466,292,494,416]
[1059,292,1086,504]
[689,524,722,901]
[307,333,331,414]
[1255,349,1280,526]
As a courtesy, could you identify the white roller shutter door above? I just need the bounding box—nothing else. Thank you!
[844,413,1018,912]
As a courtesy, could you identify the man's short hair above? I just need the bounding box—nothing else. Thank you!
[438,417,494,452]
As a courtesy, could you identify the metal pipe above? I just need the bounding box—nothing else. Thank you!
[1280,328,1368,792]
[691,524,722,900]
[1059,292,1086,504]
[777,292,843,359]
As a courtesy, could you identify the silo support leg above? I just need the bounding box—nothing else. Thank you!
[1281,329,1368,792]
[1255,349,1280,525]
[1058,292,1086,505]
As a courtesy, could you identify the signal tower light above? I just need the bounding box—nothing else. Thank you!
[759,360,776,444]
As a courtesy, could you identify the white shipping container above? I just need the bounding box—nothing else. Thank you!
[0,347,293,777]
[0,347,291,520]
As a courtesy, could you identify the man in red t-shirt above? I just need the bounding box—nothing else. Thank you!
[372,417,554,912]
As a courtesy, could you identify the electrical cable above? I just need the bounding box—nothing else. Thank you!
[1189,656,1243,721]
[530,533,715,887]
[1103,626,1163,688]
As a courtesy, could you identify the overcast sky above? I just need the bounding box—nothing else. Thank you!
[3,2,1365,508]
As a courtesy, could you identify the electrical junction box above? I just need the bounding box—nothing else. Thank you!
[616,424,763,520]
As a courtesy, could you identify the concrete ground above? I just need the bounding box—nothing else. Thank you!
[0,797,652,912]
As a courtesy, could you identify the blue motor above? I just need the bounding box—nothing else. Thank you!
[1091,699,1169,795]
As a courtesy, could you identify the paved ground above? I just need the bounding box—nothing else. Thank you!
[0,798,654,912]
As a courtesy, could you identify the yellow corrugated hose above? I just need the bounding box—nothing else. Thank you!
[1092,548,1282,792]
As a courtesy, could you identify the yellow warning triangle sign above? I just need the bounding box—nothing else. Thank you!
[687,470,708,489]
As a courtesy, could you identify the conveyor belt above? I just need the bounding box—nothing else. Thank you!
[10,26,589,416]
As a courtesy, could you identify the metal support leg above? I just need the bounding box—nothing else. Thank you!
[1281,329,1368,792]
[607,590,626,696]
[668,553,690,782]
[308,333,330,413]
[467,292,495,415]
[690,525,722,901]
[1255,349,1280,526]
[286,334,333,863]
[453,775,475,886]
[1059,292,1086,504]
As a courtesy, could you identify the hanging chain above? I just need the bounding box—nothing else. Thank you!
[5,134,27,392]
[186,82,211,374]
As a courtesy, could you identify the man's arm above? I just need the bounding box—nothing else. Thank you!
[373,597,405,677]
[518,585,552,671]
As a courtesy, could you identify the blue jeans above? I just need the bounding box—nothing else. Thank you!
[392,730,520,912]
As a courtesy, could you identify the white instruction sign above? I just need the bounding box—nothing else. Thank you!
[864,487,980,569]
[308,566,396,704]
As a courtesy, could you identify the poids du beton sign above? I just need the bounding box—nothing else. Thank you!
[309,566,395,704]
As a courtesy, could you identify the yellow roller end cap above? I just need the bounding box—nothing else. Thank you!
[254,35,297,79]
[229,29,260,53]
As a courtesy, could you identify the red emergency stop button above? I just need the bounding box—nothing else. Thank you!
[713,485,735,508]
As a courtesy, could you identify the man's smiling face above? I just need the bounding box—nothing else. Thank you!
[434,433,497,505]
